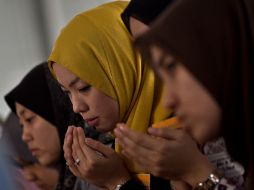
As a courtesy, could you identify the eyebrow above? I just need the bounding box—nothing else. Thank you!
[18,109,25,117]
[59,77,80,89]
[69,77,80,88]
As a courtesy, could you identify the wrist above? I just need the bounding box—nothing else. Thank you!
[106,174,131,190]
[183,155,215,188]
[193,170,223,190]
[112,179,130,190]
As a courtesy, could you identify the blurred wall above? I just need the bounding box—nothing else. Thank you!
[0,0,111,119]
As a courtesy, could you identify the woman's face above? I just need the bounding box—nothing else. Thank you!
[150,46,221,145]
[15,103,61,166]
[53,63,120,133]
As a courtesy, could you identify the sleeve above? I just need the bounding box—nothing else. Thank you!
[120,178,147,190]
[214,177,238,190]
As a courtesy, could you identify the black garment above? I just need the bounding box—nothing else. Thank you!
[120,178,146,190]
[121,0,174,32]
[4,62,75,170]
[5,63,57,128]
[120,175,172,190]
[151,175,172,190]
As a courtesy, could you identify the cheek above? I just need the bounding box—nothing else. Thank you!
[96,97,119,124]
[43,133,60,161]
[204,99,221,133]
[30,126,42,140]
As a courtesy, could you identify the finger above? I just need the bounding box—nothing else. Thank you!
[63,127,73,151]
[72,127,87,162]
[65,126,74,138]
[115,124,160,150]
[64,133,74,166]
[68,164,82,177]
[23,168,37,181]
[121,148,153,174]
[148,127,183,140]
[84,137,113,158]
[114,125,159,161]
[76,127,99,158]
[117,131,158,174]
[69,128,86,175]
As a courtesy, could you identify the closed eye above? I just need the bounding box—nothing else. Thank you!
[79,85,91,93]
[159,54,177,74]
[165,60,177,72]
[25,115,36,123]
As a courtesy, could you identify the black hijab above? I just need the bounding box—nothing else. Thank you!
[121,0,175,32]
[135,0,254,188]
[5,63,56,127]
[4,63,74,165]
[4,62,81,189]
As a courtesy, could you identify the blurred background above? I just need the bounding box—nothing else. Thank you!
[0,0,111,122]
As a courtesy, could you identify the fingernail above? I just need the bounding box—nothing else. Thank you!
[85,138,92,144]
[114,128,121,135]
[119,125,125,131]
[148,127,156,134]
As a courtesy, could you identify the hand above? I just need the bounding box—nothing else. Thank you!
[114,124,214,187]
[23,164,59,190]
[67,127,130,189]
[63,125,75,167]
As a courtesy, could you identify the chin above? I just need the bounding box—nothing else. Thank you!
[96,125,114,133]
[38,157,52,166]
[95,127,109,133]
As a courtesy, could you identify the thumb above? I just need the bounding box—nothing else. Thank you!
[85,138,113,158]
[23,168,37,181]
[148,127,182,140]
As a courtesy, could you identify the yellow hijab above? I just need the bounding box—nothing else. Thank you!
[48,1,172,172]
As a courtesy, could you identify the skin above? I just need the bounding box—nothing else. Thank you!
[53,63,130,189]
[150,46,221,144]
[127,17,219,189]
[52,63,119,133]
[129,16,220,145]
[23,164,59,190]
[114,46,221,188]
[16,103,61,166]
[129,17,149,38]
[15,103,60,189]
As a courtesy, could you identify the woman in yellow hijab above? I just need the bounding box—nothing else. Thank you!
[48,1,172,189]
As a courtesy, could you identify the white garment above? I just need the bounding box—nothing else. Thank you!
[203,137,244,188]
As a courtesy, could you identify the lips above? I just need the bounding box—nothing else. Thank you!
[30,148,40,156]
[85,117,99,127]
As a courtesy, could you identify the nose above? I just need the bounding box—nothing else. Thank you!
[21,126,32,143]
[163,86,178,110]
[71,93,89,114]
